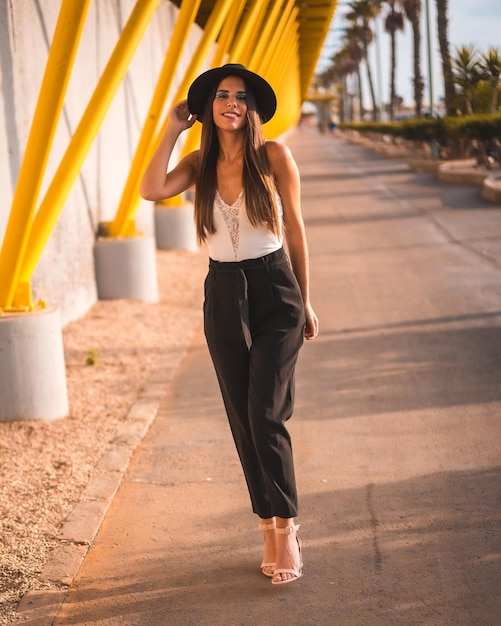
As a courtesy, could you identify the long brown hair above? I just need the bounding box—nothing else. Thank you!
[194,82,280,244]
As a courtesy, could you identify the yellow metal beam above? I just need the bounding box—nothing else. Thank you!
[275,34,300,104]
[298,2,338,98]
[272,11,299,85]
[260,0,296,78]
[259,5,301,139]
[18,0,160,290]
[229,0,268,62]
[113,0,235,225]
[238,0,269,67]
[0,0,91,311]
[248,0,286,70]
[107,0,203,236]
[215,0,247,65]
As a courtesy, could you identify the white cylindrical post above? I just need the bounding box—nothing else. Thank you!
[94,235,159,302]
[154,203,198,252]
[0,307,69,422]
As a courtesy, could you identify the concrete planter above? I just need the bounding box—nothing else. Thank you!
[154,203,198,252]
[0,307,69,422]
[407,158,441,173]
[94,235,159,303]
[482,176,501,205]
[438,159,488,185]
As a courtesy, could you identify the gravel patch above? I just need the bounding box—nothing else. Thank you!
[0,248,207,624]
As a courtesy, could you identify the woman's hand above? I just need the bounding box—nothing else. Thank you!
[304,303,319,340]
[169,100,197,134]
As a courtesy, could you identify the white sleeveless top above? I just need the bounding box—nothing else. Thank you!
[206,190,283,262]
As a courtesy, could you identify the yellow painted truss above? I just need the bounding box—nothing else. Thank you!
[0,0,337,312]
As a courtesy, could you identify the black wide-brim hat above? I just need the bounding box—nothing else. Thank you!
[187,64,277,124]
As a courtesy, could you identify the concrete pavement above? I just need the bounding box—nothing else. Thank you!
[18,129,501,625]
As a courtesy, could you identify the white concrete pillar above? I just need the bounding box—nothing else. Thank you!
[0,307,69,422]
[94,235,159,302]
[154,204,198,252]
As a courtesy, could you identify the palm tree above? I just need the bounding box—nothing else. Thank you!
[480,47,501,114]
[332,47,359,122]
[345,1,382,121]
[315,65,339,126]
[384,0,405,120]
[343,24,367,118]
[403,0,424,117]
[435,0,455,115]
[452,45,481,114]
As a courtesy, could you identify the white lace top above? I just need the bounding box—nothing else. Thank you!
[206,190,283,262]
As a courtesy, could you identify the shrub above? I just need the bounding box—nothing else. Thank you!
[339,113,501,148]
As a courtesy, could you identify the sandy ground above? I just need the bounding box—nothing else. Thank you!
[0,248,208,624]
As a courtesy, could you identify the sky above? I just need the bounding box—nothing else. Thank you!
[316,0,501,110]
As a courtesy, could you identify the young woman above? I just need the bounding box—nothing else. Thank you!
[140,64,318,585]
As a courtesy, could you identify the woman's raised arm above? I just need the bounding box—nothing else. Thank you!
[140,100,198,202]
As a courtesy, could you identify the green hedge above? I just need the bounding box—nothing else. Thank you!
[339,114,501,143]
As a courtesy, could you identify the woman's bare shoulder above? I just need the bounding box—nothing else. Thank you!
[264,140,291,161]
[264,141,297,177]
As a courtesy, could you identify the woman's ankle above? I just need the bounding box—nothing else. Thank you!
[275,516,295,530]
[259,517,276,532]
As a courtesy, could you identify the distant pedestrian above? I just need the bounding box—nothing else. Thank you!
[140,64,318,585]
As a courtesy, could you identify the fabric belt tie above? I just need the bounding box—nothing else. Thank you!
[236,269,252,349]
[208,247,285,351]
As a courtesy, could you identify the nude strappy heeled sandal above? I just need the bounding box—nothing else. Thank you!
[271,523,303,585]
[258,521,276,577]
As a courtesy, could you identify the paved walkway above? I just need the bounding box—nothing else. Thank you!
[22,130,501,625]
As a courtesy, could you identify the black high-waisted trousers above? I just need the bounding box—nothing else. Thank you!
[203,247,305,519]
